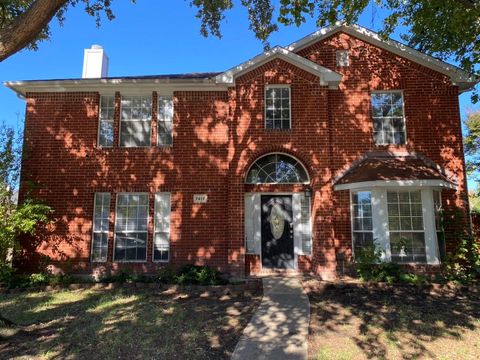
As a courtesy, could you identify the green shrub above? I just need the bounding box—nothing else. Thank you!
[0,264,14,287]
[355,244,427,284]
[443,234,480,284]
[157,267,176,284]
[174,264,226,285]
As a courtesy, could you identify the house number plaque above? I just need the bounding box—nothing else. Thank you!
[193,194,208,203]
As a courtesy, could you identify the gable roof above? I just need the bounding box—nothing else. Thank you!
[287,23,478,92]
[214,46,342,88]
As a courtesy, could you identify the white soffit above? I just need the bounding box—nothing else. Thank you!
[287,23,478,92]
[214,46,342,88]
[333,179,457,191]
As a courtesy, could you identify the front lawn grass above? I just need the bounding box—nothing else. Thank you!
[305,280,480,360]
[0,287,261,359]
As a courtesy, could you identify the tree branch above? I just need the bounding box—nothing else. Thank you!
[457,0,477,9]
[0,0,68,62]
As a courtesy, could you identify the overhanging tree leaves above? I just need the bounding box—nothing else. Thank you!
[0,1,479,96]
[464,110,480,182]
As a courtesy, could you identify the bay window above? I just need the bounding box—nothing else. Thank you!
[351,191,374,256]
[351,188,442,264]
[387,190,426,263]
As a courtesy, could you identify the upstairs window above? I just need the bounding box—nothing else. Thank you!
[265,86,291,130]
[158,96,173,147]
[120,96,152,147]
[98,95,115,147]
[371,92,406,145]
[336,50,349,67]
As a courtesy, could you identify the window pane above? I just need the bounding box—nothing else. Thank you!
[387,191,426,263]
[300,197,312,254]
[115,194,149,261]
[92,193,110,262]
[265,87,291,130]
[246,154,308,184]
[120,121,151,147]
[352,191,373,257]
[120,96,152,147]
[371,92,405,145]
[154,193,171,261]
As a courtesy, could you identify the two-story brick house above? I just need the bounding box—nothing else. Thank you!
[6,24,477,279]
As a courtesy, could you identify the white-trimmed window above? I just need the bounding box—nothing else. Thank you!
[300,196,312,254]
[433,190,446,260]
[265,86,291,130]
[371,92,406,145]
[351,191,374,256]
[114,193,149,261]
[91,193,110,262]
[387,190,426,263]
[120,96,152,147]
[153,192,171,262]
[158,96,173,147]
[98,96,115,147]
[336,50,349,67]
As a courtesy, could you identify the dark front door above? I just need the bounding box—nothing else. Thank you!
[261,195,294,269]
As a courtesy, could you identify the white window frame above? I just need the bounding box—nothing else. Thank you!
[336,50,350,67]
[153,192,171,262]
[91,192,110,262]
[264,85,291,130]
[350,187,440,265]
[97,95,115,148]
[371,90,407,146]
[119,95,152,148]
[157,96,174,147]
[386,190,427,263]
[299,195,312,255]
[113,192,149,262]
[350,190,374,258]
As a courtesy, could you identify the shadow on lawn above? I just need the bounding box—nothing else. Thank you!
[307,283,480,359]
[0,288,260,360]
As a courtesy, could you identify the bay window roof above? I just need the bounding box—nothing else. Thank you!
[334,152,456,190]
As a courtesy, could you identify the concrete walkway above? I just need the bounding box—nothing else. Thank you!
[232,276,310,360]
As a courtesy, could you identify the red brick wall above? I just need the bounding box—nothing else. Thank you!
[17,31,469,278]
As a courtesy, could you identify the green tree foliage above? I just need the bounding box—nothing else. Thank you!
[470,190,480,214]
[465,111,480,182]
[1,1,479,86]
[0,123,51,269]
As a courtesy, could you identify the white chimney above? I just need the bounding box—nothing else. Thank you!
[82,45,109,78]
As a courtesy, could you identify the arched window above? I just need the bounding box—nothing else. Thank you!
[246,153,310,184]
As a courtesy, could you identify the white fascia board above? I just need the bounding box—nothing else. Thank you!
[215,46,342,88]
[288,23,478,91]
[4,78,228,97]
[333,179,457,191]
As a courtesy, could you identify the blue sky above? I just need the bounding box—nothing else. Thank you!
[0,1,478,189]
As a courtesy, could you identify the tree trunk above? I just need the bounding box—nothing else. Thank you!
[0,0,68,62]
